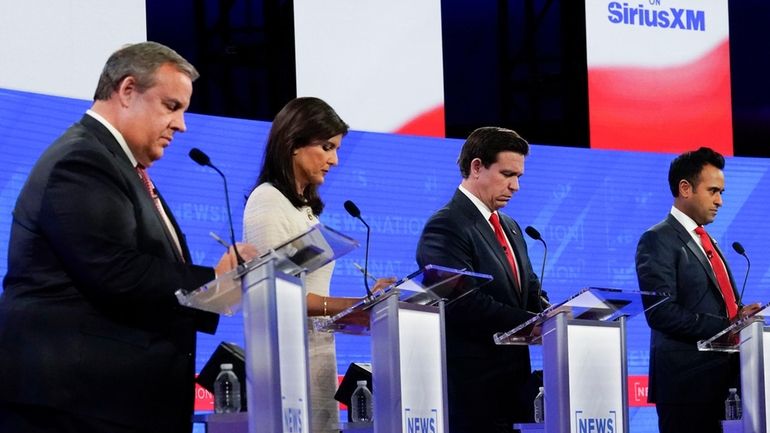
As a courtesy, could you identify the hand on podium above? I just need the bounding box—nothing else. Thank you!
[736,302,762,322]
[371,277,397,296]
[214,243,258,276]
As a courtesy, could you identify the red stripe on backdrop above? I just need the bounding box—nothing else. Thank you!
[195,381,215,411]
[589,41,733,156]
[628,375,654,407]
[195,374,654,410]
[395,105,446,138]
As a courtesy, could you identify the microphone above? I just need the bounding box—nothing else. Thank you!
[524,225,547,312]
[188,148,244,265]
[343,200,373,300]
[732,241,750,304]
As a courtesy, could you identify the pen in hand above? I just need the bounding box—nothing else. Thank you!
[209,231,230,249]
[353,262,378,283]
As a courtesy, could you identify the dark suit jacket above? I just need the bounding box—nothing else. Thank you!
[636,214,739,405]
[0,115,217,432]
[416,189,544,428]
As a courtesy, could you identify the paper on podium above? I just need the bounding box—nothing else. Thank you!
[313,264,493,335]
[698,301,770,353]
[175,224,359,315]
[494,287,668,345]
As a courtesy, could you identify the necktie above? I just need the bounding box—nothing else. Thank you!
[694,226,738,319]
[136,166,164,215]
[136,166,185,263]
[489,212,520,291]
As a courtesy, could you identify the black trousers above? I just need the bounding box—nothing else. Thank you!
[656,400,724,433]
[0,401,149,433]
[447,356,533,433]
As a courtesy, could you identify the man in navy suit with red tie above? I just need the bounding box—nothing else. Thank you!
[636,147,760,433]
[416,127,545,433]
[0,42,256,433]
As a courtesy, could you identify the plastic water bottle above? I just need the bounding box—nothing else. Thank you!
[214,363,241,413]
[533,386,545,423]
[725,388,741,420]
[351,380,373,422]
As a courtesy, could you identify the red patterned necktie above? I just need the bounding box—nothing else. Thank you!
[694,226,738,319]
[489,212,520,291]
[135,166,185,263]
[136,166,164,215]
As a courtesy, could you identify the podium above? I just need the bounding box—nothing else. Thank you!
[177,224,359,433]
[316,265,492,433]
[494,287,667,433]
[698,301,770,433]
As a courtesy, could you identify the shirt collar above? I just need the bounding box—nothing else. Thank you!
[86,109,138,168]
[670,205,700,234]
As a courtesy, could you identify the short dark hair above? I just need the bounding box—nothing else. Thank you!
[93,41,198,101]
[457,127,529,178]
[668,147,725,197]
[255,97,349,215]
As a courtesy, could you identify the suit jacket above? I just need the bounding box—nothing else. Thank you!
[416,190,544,427]
[636,214,739,404]
[0,115,217,432]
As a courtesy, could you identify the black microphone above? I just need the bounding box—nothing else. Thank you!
[188,148,244,265]
[525,225,547,312]
[343,200,374,300]
[732,241,750,304]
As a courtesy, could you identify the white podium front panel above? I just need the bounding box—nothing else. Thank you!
[398,308,445,433]
[276,278,310,432]
[764,331,770,432]
[242,267,311,433]
[567,324,624,433]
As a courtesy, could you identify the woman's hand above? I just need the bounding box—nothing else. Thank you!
[371,277,397,294]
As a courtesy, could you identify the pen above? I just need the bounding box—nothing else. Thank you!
[209,231,230,249]
[352,262,378,283]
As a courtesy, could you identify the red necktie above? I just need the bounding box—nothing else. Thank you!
[489,212,520,291]
[136,166,185,263]
[694,226,738,319]
[136,166,164,215]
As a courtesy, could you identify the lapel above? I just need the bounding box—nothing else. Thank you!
[452,190,521,302]
[80,115,187,263]
[665,214,721,292]
[153,187,188,263]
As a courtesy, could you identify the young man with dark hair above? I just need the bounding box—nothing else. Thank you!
[636,146,759,433]
[417,126,545,433]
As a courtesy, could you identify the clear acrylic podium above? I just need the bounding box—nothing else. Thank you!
[494,287,667,433]
[177,224,359,433]
[315,265,493,433]
[698,301,770,433]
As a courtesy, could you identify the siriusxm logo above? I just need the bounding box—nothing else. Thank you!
[283,407,304,433]
[607,2,706,32]
[575,410,617,433]
[404,408,439,433]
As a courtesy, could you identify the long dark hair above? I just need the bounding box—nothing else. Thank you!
[254,97,349,215]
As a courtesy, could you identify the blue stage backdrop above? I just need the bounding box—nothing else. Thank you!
[2,88,769,431]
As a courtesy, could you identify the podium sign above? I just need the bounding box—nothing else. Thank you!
[316,265,492,433]
[496,287,666,433]
[177,224,359,433]
[699,301,770,433]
